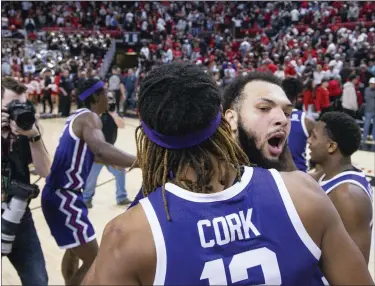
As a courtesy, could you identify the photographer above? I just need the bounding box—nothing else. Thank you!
[1,77,51,285]
[83,91,132,207]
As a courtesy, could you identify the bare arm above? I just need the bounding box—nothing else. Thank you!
[28,129,51,178]
[74,112,137,169]
[59,87,67,96]
[120,83,126,99]
[109,112,125,129]
[328,183,373,263]
[82,205,155,285]
[282,171,374,285]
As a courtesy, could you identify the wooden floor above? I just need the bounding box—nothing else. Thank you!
[2,117,375,285]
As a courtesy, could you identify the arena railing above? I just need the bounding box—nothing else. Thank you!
[99,39,116,79]
[40,27,123,38]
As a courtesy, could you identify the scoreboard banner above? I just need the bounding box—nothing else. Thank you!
[123,32,140,45]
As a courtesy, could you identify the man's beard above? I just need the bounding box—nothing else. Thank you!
[237,121,287,171]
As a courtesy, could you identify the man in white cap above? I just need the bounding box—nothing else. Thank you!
[362,77,375,145]
[324,62,340,80]
[329,54,343,72]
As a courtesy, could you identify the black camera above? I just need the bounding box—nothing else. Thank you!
[7,100,36,131]
[108,103,116,112]
[1,180,40,255]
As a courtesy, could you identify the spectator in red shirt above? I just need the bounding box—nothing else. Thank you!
[328,75,342,102]
[267,60,277,73]
[315,79,331,114]
[285,63,297,78]
[173,46,182,59]
[303,80,315,117]
[303,47,317,62]
[356,87,364,107]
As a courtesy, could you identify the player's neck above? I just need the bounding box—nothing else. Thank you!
[89,105,101,115]
[321,156,352,180]
[183,157,238,193]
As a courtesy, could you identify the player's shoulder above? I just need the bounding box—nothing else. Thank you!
[278,170,333,245]
[280,170,324,197]
[104,203,153,248]
[329,182,373,223]
[73,110,101,130]
[84,205,156,284]
[101,204,156,282]
[275,170,334,216]
[279,170,331,208]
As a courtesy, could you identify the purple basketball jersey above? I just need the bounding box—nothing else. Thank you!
[313,168,373,285]
[45,108,95,190]
[288,109,309,172]
[319,169,373,201]
[140,167,322,285]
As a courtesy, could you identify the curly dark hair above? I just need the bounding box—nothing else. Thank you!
[222,71,283,112]
[136,62,249,220]
[320,111,361,157]
[76,78,105,109]
[282,77,303,104]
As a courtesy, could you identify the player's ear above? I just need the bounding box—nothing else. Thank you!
[327,141,338,154]
[93,93,100,104]
[224,108,238,134]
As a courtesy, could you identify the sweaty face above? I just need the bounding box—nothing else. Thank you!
[236,81,293,166]
[307,121,331,164]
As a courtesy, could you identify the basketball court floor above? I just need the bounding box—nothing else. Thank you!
[2,117,375,284]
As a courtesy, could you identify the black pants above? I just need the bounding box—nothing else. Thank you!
[59,94,71,117]
[343,108,357,119]
[75,94,83,109]
[42,91,53,113]
[3,208,48,285]
[113,90,121,114]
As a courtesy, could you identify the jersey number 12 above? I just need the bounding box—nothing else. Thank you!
[200,247,282,285]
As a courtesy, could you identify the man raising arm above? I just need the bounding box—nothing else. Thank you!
[41,78,137,286]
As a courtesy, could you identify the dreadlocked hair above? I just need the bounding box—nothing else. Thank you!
[136,62,249,221]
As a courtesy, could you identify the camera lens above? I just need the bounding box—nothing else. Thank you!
[16,112,35,131]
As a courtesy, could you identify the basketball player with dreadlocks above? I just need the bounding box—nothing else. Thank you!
[41,78,137,285]
[128,72,298,208]
[82,63,372,285]
[308,112,373,262]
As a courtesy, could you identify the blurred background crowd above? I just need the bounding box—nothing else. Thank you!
[1,1,375,139]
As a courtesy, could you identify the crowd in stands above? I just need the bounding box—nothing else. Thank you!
[1,1,375,132]
[2,1,374,32]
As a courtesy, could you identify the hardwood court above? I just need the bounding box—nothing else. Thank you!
[2,117,375,285]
